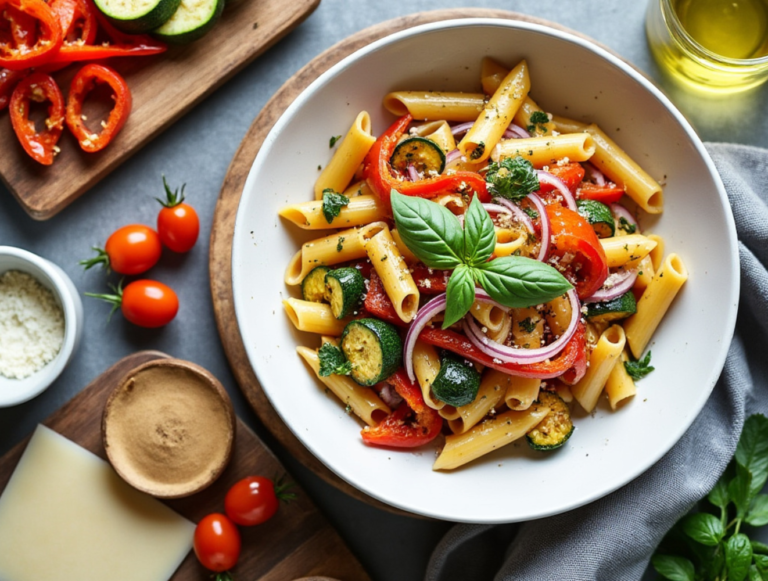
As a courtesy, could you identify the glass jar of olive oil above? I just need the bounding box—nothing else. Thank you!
[646,0,768,93]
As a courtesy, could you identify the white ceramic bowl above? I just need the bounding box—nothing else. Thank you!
[0,247,83,406]
[232,19,739,522]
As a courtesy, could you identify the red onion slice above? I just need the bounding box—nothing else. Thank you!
[526,193,550,262]
[536,170,577,212]
[482,203,513,215]
[404,293,448,382]
[583,162,606,186]
[494,198,534,233]
[445,149,462,164]
[463,289,580,364]
[611,203,639,232]
[584,268,638,303]
[502,123,530,139]
[450,122,474,137]
[406,164,419,182]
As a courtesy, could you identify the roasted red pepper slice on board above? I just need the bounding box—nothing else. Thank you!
[0,0,62,70]
[419,323,587,380]
[50,0,97,45]
[362,114,490,213]
[65,63,131,152]
[576,181,625,204]
[5,5,37,48]
[411,263,449,294]
[0,67,27,110]
[9,72,64,165]
[363,271,406,327]
[361,369,442,448]
[546,204,608,300]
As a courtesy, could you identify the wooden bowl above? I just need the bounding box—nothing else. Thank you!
[102,358,235,499]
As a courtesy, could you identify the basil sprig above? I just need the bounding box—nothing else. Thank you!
[391,190,572,328]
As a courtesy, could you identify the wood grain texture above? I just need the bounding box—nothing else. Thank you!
[0,352,370,581]
[209,9,626,515]
[0,0,320,220]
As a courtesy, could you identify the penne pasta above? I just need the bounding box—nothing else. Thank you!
[449,369,510,434]
[284,227,367,286]
[278,195,386,230]
[383,91,486,121]
[504,375,541,411]
[605,350,636,410]
[544,294,573,338]
[469,300,508,334]
[390,229,419,263]
[411,121,456,153]
[492,133,596,167]
[510,307,543,348]
[283,298,350,336]
[343,180,374,198]
[413,340,444,410]
[599,234,657,268]
[647,234,665,271]
[634,255,655,292]
[572,325,626,413]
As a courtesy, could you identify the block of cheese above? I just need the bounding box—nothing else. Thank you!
[0,425,195,581]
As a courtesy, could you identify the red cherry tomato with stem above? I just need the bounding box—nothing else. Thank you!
[225,475,296,526]
[85,279,179,328]
[193,513,240,574]
[80,224,161,275]
[156,176,199,253]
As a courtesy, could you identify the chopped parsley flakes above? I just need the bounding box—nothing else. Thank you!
[318,343,352,377]
[322,189,350,223]
[624,351,655,381]
[526,111,550,134]
[329,135,342,148]
[485,156,540,201]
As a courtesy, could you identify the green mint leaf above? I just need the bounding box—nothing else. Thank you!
[322,189,349,224]
[462,194,496,266]
[619,216,637,234]
[390,190,463,269]
[752,541,768,555]
[318,343,352,377]
[443,265,476,329]
[754,553,768,576]
[485,156,540,201]
[746,494,768,526]
[329,135,341,148]
[624,351,655,381]
[475,256,572,308]
[735,414,768,495]
[708,478,730,509]
[729,463,754,519]
[681,513,723,547]
[726,533,753,581]
[651,555,695,581]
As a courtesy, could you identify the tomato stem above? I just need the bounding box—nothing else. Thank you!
[274,474,298,504]
[79,246,111,272]
[213,572,234,581]
[157,175,186,208]
[84,279,124,321]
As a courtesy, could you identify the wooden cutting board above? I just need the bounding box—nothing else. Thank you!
[208,8,589,516]
[0,0,320,221]
[0,351,370,581]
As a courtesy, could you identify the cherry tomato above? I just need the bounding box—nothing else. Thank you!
[225,476,281,526]
[80,224,161,275]
[85,279,179,328]
[193,513,241,573]
[156,177,199,253]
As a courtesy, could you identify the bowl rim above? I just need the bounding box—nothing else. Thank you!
[232,17,740,522]
[0,245,80,406]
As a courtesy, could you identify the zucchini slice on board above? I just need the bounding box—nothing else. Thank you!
[390,137,446,175]
[324,267,364,319]
[301,266,331,303]
[153,0,224,44]
[94,0,181,33]
[526,391,574,451]
[585,291,637,324]
[576,199,615,238]
[431,352,481,407]
[340,318,402,386]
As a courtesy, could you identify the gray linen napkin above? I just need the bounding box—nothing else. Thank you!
[425,143,768,581]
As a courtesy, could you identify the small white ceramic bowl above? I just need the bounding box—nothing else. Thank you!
[232,19,739,522]
[0,246,83,407]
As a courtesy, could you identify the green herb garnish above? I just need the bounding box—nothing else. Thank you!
[322,189,349,224]
[336,236,345,252]
[523,207,539,219]
[329,135,342,148]
[485,156,540,201]
[518,317,536,333]
[619,217,637,234]
[526,111,550,134]
[624,351,655,381]
[318,343,352,377]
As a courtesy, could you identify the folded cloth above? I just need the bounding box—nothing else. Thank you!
[425,143,768,581]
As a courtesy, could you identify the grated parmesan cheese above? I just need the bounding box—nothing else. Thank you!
[0,271,64,379]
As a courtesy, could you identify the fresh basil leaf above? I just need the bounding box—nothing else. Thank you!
[443,265,476,329]
[390,190,463,269]
[651,555,695,581]
[754,553,768,577]
[736,414,768,494]
[322,189,350,224]
[730,463,755,519]
[485,156,540,201]
[752,541,768,556]
[624,351,655,381]
[746,494,768,526]
[463,195,496,266]
[750,565,763,581]
[708,478,730,509]
[726,533,753,581]
[476,256,572,308]
[318,343,352,377]
[681,513,723,547]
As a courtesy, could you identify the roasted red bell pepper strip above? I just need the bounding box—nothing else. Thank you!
[576,181,625,204]
[65,63,131,152]
[546,204,608,300]
[0,67,27,110]
[50,0,97,45]
[361,369,442,448]
[362,114,490,213]
[0,0,62,70]
[411,264,449,294]
[10,72,64,165]
[541,163,585,193]
[419,323,587,380]
[560,339,588,385]
[364,271,407,327]
[5,5,36,48]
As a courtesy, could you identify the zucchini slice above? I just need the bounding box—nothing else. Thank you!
[341,319,402,386]
[390,137,446,175]
[324,267,364,319]
[431,351,481,407]
[526,391,574,451]
[301,266,331,303]
[585,291,637,324]
[577,199,615,238]
[153,0,224,44]
[94,0,181,33]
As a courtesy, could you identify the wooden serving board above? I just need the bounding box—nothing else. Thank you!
[209,9,590,515]
[0,351,370,581]
[0,0,320,221]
